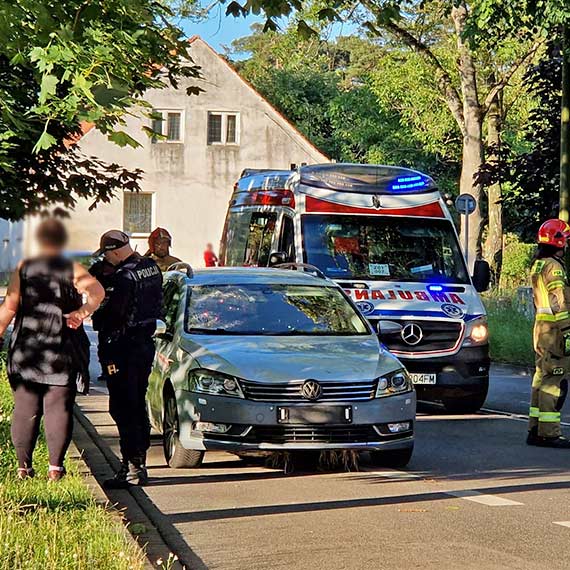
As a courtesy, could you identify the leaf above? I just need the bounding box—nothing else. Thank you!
[225,1,246,17]
[39,74,58,104]
[32,129,57,153]
[108,130,141,148]
[317,8,340,22]
[297,20,316,39]
[186,85,205,96]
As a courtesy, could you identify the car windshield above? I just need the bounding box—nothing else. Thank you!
[185,284,370,336]
[302,215,469,284]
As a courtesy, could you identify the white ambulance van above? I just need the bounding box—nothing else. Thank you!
[219,164,491,413]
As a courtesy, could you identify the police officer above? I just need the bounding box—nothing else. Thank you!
[528,219,570,448]
[91,230,163,486]
[145,227,181,272]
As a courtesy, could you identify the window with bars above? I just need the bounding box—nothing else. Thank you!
[151,110,183,142]
[207,112,239,145]
[123,193,153,235]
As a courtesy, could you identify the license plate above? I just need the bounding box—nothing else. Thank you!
[277,406,352,424]
[410,373,437,385]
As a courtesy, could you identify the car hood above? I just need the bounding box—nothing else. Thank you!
[180,335,401,383]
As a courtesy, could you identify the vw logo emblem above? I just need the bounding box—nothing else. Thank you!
[372,195,382,209]
[401,323,423,346]
[356,301,375,315]
[301,380,322,401]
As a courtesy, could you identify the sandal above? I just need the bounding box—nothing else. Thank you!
[17,467,35,480]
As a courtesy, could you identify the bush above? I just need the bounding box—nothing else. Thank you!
[484,295,534,366]
[499,234,536,290]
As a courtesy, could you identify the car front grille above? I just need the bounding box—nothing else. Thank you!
[248,425,377,444]
[377,320,463,353]
[241,380,377,402]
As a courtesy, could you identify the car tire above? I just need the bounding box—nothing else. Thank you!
[162,388,204,469]
[442,387,488,414]
[369,445,414,469]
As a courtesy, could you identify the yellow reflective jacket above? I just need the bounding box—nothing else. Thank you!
[531,257,570,326]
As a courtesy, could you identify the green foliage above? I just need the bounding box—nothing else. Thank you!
[0,0,200,219]
[0,364,144,569]
[484,294,534,366]
[499,234,536,289]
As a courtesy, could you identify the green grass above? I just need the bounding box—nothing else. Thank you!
[0,360,145,570]
[484,295,534,367]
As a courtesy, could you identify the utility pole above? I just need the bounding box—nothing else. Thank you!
[560,25,570,221]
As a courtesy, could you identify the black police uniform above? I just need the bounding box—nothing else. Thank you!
[92,253,162,469]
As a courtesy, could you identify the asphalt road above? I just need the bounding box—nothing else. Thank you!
[78,353,570,570]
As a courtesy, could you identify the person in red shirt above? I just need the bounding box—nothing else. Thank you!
[204,243,218,267]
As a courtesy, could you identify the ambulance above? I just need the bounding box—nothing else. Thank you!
[219,164,491,413]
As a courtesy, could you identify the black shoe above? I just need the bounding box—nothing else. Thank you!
[127,456,148,486]
[526,427,541,446]
[103,461,130,489]
[536,436,570,449]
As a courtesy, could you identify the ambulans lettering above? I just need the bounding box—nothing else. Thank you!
[345,288,466,306]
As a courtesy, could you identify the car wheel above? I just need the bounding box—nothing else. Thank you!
[369,445,414,469]
[162,389,204,469]
[442,387,488,414]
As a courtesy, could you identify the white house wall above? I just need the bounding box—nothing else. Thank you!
[0,219,24,276]
[70,37,329,266]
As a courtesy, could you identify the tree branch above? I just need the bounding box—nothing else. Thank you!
[481,39,545,116]
[361,3,465,135]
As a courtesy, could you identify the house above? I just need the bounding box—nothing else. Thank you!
[61,36,329,266]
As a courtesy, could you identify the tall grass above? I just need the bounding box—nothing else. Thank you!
[484,294,534,367]
[0,360,144,570]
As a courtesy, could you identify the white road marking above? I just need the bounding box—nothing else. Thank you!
[447,490,523,506]
[554,522,570,528]
[359,469,420,479]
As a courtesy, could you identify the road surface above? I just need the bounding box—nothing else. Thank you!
[78,358,570,570]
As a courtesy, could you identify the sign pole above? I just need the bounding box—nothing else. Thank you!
[464,203,469,269]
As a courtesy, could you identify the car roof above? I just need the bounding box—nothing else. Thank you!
[168,267,336,287]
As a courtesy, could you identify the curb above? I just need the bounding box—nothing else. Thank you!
[73,406,207,570]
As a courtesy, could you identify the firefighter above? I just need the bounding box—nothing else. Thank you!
[145,227,181,272]
[90,230,163,487]
[527,219,570,448]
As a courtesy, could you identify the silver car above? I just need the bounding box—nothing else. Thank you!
[147,266,416,469]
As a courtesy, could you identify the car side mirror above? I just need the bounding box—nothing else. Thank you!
[154,319,168,339]
[472,259,491,293]
[268,251,287,267]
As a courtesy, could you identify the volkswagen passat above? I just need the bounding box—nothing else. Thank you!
[147,266,416,469]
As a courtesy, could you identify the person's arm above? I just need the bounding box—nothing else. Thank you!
[0,262,22,340]
[64,262,105,329]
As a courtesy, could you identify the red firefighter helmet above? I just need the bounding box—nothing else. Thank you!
[148,227,172,253]
[537,219,570,248]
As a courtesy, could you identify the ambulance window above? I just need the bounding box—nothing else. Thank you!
[279,216,295,262]
[221,211,252,266]
[244,212,277,266]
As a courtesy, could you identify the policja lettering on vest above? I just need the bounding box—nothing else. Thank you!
[90,230,163,486]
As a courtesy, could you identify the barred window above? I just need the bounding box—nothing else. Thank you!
[207,112,239,145]
[123,193,153,235]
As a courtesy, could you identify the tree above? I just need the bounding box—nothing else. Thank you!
[0,0,200,220]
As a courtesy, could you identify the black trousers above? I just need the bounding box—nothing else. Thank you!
[103,335,155,463]
[11,381,76,468]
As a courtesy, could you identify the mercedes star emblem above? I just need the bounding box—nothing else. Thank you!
[301,380,323,401]
[401,323,423,346]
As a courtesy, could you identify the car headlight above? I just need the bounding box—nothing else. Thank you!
[462,316,488,347]
[188,369,245,398]
[375,369,413,398]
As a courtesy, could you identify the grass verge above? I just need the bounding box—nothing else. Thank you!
[484,295,534,367]
[0,359,145,570]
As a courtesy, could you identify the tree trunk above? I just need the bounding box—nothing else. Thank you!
[560,25,570,221]
[482,89,503,282]
[452,4,484,271]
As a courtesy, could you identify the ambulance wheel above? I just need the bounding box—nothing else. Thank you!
[442,388,488,414]
[369,445,414,469]
[163,389,204,469]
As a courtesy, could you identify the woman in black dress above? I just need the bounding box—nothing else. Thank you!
[0,219,104,480]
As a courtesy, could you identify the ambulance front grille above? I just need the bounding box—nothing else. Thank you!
[378,320,463,353]
[241,380,377,402]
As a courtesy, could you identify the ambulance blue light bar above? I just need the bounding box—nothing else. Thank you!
[427,285,443,292]
[299,164,436,195]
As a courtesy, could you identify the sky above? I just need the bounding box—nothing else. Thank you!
[181,9,263,54]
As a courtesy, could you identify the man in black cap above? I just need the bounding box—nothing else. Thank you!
[91,230,163,487]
